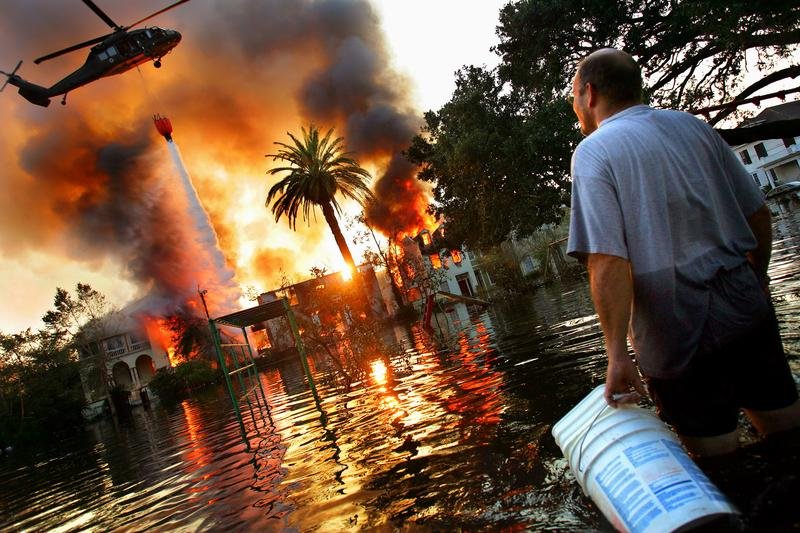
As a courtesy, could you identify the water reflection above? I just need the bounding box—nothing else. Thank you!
[0,209,798,530]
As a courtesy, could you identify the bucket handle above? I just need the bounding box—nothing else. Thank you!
[577,400,611,473]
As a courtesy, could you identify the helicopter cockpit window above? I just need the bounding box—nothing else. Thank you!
[145,30,152,38]
[98,51,108,60]
[106,46,118,57]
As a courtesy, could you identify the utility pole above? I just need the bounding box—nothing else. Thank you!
[198,286,211,320]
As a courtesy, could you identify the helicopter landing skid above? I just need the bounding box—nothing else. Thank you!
[61,93,68,106]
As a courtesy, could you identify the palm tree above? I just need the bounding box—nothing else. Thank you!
[266,125,374,273]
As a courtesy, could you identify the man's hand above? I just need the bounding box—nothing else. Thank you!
[605,355,647,408]
[586,253,647,408]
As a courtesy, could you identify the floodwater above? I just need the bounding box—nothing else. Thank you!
[1,206,798,531]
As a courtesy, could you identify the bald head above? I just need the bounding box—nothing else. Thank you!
[576,48,642,106]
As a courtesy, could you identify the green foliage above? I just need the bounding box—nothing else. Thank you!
[477,247,526,296]
[495,0,800,123]
[266,125,375,271]
[0,329,84,447]
[147,368,181,402]
[407,66,580,249]
[293,267,400,385]
[175,360,218,388]
[164,311,214,362]
[148,360,219,403]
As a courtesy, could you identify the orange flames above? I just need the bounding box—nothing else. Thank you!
[142,316,182,367]
[1,0,440,321]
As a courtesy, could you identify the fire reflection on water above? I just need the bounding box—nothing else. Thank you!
[180,400,211,473]
[2,208,797,531]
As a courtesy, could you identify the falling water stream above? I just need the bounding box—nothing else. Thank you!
[1,206,798,531]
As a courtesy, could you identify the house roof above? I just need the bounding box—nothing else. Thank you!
[213,299,288,328]
[741,100,800,127]
[717,100,800,145]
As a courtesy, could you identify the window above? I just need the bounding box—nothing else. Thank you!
[521,255,536,275]
[420,231,432,246]
[104,335,126,356]
[430,254,442,269]
[739,150,752,165]
[129,330,150,351]
[783,137,797,148]
[754,143,768,159]
[450,249,462,264]
[752,174,760,186]
[98,51,108,60]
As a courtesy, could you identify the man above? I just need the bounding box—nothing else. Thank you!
[566,48,800,456]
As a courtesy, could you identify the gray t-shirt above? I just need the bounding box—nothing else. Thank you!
[567,105,767,378]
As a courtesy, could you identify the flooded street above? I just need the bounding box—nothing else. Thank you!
[1,207,798,531]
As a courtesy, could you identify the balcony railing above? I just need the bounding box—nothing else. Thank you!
[129,340,151,351]
[106,347,126,357]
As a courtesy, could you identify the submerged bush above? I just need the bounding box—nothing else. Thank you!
[148,360,220,402]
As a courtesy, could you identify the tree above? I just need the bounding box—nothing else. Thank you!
[266,125,375,272]
[0,329,84,446]
[494,0,800,124]
[347,210,405,308]
[407,66,580,249]
[41,283,118,415]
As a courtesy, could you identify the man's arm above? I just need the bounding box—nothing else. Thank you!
[746,204,772,285]
[586,253,647,407]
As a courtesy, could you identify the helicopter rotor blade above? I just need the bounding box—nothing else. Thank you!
[81,0,122,31]
[34,34,109,64]
[125,0,191,30]
[1,61,24,92]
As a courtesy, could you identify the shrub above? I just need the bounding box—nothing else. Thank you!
[148,360,219,402]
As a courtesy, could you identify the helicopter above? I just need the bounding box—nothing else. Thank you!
[0,0,189,107]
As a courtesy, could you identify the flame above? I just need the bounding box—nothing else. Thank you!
[0,0,443,324]
[142,316,182,367]
[341,266,353,282]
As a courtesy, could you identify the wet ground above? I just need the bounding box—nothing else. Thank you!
[0,206,798,531]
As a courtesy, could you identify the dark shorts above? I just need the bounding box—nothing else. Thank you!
[645,308,798,438]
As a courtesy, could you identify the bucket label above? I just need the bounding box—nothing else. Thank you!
[595,439,724,532]
[662,440,728,502]
[595,452,663,532]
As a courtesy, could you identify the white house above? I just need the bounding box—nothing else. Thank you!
[732,101,800,189]
[80,313,172,413]
[404,226,490,304]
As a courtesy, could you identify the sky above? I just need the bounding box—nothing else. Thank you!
[0,0,508,333]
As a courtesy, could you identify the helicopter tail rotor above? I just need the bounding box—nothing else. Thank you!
[0,60,23,92]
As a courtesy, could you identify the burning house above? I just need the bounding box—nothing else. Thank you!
[79,312,173,417]
[398,225,488,307]
[255,264,388,354]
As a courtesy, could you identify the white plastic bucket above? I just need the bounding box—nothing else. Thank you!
[552,385,737,532]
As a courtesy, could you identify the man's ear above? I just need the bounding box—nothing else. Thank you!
[586,83,599,108]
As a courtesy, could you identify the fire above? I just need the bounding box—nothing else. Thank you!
[341,266,353,282]
[1,0,445,325]
[142,316,182,367]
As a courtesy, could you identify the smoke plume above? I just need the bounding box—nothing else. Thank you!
[0,0,431,324]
